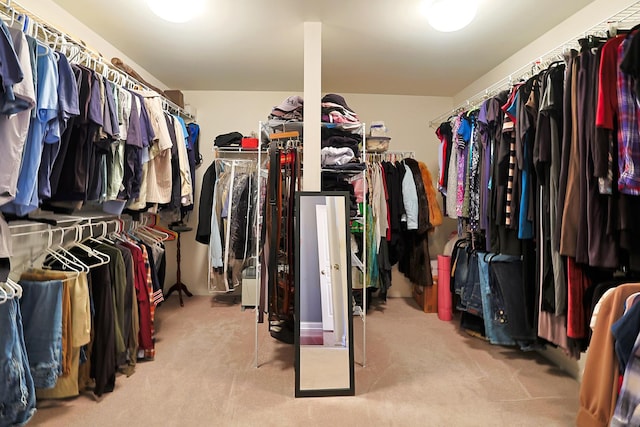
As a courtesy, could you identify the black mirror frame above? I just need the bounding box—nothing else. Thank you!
[294,191,355,398]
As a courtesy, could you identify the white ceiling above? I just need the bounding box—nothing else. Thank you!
[50,0,594,96]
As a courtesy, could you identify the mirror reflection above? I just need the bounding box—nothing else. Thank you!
[296,193,354,397]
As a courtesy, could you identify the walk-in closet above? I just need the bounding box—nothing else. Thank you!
[2,0,640,426]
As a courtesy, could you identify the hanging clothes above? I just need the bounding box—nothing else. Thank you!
[0,23,197,218]
[203,157,257,294]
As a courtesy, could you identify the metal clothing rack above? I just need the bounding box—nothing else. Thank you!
[212,142,265,368]
[207,156,257,294]
[8,214,121,276]
[0,0,194,120]
[365,151,415,163]
[429,1,640,128]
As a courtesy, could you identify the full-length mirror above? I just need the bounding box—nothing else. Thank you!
[295,192,355,397]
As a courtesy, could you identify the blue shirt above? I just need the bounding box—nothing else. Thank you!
[39,51,79,200]
[2,43,58,216]
[175,115,189,147]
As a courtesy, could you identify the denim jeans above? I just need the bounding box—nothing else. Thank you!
[477,253,516,346]
[0,298,36,426]
[453,245,469,309]
[462,252,483,317]
[454,247,483,316]
[19,279,63,389]
[490,259,537,342]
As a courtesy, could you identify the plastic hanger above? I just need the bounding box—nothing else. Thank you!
[146,213,177,241]
[97,221,115,244]
[137,227,164,244]
[69,225,110,267]
[140,216,166,240]
[0,280,14,300]
[6,278,22,299]
[1,278,22,300]
[0,284,7,304]
[43,229,87,274]
[44,245,83,274]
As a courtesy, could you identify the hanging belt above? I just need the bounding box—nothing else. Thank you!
[268,142,281,316]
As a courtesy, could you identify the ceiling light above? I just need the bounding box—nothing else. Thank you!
[147,0,205,23]
[422,0,479,32]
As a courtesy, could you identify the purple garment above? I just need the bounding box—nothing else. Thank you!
[129,92,155,148]
[105,81,119,138]
[478,99,488,125]
[126,94,142,148]
[101,79,119,139]
[101,79,114,138]
[88,71,103,127]
[55,52,79,134]
[0,20,23,113]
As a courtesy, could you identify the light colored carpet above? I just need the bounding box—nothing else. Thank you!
[30,295,579,427]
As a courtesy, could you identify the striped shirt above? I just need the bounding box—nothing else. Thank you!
[617,38,640,195]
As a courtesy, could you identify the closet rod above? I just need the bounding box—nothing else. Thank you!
[11,220,116,238]
[7,216,84,230]
[0,0,194,121]
[365,151,415,161]
[428,0,640,128]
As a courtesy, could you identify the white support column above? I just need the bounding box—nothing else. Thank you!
[303,22,322,191]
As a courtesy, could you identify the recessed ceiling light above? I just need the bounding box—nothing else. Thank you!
[147,0,205,23]
[421,0,479,32]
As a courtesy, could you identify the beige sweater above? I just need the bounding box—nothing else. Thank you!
[577,282,640,427]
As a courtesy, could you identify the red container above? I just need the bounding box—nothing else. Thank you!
[241,137,258,148]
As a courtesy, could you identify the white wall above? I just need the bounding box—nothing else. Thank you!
[27,0,168,90]
[453,0,639,105]
[171,91,455,297]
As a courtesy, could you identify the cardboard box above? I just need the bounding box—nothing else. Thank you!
[165,90,184,108]
[413,278,438,313]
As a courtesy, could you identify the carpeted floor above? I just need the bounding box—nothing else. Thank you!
[30,295,579,427]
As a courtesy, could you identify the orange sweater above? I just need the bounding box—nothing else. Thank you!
[417,161,443,228]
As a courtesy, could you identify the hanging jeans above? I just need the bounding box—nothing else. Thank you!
[462,252,483,317]
[19,279,63,389]
[453,243,469,310]
[477,253,516,346]
[0,298,36,426]
[490,258,537,343]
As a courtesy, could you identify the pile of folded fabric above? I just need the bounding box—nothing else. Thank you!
[213,131,243,148]
[320,94,364,171]
[321,93,360,127]
[319,94,363,216]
